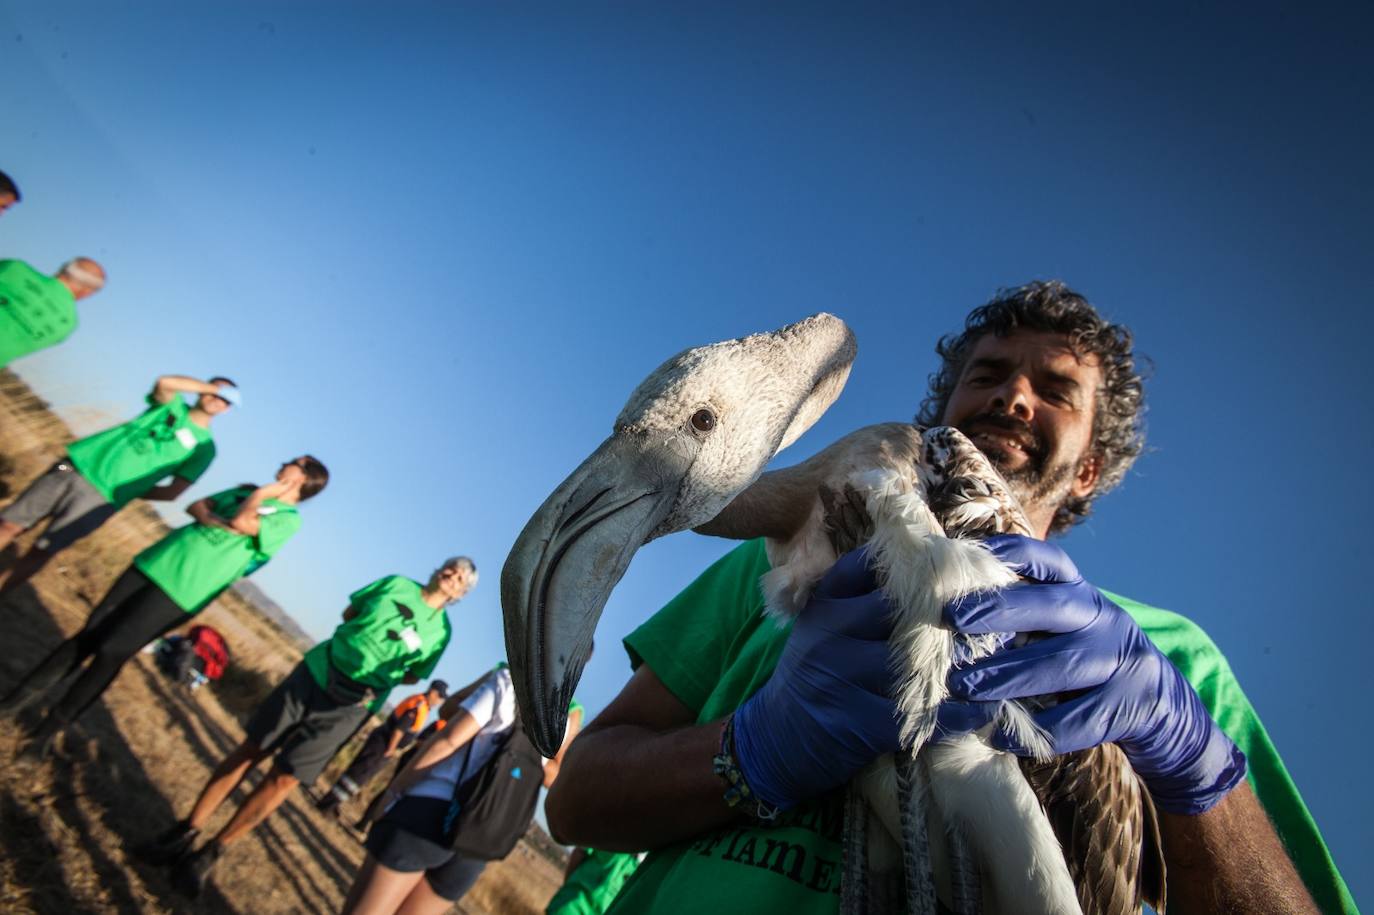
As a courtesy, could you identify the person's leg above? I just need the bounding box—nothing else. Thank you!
[341,855,428,915]
[396,875,472,915]
[414,854,486,911]
[0,464,111,597]
[0,518,24,552]
[0,546,54,598]
[35,578,186,729]
[171,763,302,898]
[0,566,150,716]
[209,764,300,847]
[0,463,70,581]
[185,739,273,830]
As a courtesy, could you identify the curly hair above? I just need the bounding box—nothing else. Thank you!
[916,280,1146,535]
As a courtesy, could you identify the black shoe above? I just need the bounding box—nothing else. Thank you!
[171,842,221,898]
[134,821,199,865]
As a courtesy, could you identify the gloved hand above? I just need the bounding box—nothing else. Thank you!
[732,548,905,810]
[938,535,1247,815]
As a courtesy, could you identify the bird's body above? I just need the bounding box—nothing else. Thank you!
[754,422,1164,914]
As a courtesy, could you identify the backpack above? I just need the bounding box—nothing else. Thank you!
[444,719,544,860]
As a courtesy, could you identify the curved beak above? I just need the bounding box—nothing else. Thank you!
[502,432,693,756]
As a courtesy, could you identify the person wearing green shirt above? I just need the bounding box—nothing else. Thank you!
[0,256,105,367]
[0,455,327,761]
[143,555,477,899]
[548,283,1349,914]
[0,373,238,599]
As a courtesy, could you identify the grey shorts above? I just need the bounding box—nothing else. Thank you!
[243,662,372,785]
[0,461,117,551]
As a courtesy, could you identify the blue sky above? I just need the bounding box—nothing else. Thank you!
[3,1,1370,898]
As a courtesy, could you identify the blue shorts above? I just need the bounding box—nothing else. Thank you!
[365,796,487,901]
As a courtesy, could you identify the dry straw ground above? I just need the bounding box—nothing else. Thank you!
[0,369,565,914]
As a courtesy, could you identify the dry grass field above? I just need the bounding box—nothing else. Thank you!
[0,369,566,914]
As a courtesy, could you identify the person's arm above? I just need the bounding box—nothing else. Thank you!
[223,479,299,536]
[544,665,732,850]
[940,535,1318,913]
[144,476,194,501]
[186,496,235,531]
[549,549,904,851]
[367,708,484,819]
[1160,781,1317,914]
[152,375,224,404]
[382,724,407,758]
[563,846,590,880]
[542,706,584,788]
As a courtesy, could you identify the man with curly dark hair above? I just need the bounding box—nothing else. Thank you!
[547,284,1347,915]
[916,280,1145,536]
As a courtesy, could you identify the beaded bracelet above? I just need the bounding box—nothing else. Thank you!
[712,714,780,825]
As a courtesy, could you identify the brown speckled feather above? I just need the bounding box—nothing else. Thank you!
[1020,747,1167,914]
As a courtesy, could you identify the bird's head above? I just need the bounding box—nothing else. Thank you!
[502,313,856,755]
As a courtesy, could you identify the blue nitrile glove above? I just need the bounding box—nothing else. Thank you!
[937,535,1247,815]
[731,548,905,811]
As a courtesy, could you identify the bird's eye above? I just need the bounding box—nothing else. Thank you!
[690,408,716,434]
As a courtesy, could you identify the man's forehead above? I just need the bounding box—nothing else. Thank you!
[966,330,1103,373]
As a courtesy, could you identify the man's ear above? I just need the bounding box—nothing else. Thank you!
[1071,452,1103,498]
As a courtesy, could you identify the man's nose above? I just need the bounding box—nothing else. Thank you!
[988,375,1034,420]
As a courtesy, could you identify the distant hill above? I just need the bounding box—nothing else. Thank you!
[233,579,316,652]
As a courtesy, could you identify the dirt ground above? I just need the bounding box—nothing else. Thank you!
[0,370,565,915]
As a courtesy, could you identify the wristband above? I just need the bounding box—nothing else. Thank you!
[712,715,780,825]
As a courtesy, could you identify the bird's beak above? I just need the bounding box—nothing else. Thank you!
[502,432,693,756]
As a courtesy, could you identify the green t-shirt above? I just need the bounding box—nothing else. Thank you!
[66,394,216,507]
[133,486,300,613]
[0,259,77,367]
[303,575,453,708]
[547,849,643,915]
[608,539,1356,915]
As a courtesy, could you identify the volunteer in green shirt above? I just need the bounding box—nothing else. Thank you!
[0,373,238,598]
[142,555,477,899]
[0,256,105,367]
[547,848,642,915]
[1,455,326,760]
[548,283,1348,914]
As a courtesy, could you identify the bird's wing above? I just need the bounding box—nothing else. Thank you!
[1019,745,1167,915]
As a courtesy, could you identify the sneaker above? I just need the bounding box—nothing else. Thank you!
[170,842,221,898]
[134,821,199,865]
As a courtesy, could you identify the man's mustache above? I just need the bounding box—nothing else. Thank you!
[956,413,1045,463]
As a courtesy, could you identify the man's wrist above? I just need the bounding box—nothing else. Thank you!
[712,714,782,822]
[1131,684,1248,814]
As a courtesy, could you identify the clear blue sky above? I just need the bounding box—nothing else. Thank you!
[3,2,1369,898]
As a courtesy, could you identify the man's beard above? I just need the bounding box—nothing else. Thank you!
[955,412,1077,515]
